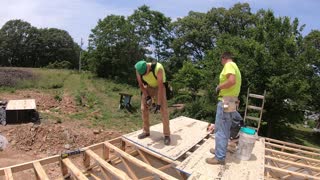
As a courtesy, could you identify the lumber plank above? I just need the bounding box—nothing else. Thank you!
[105,142,178,180]
[4,168,13,180]
[85,149,131,180]
[137,149,151,165]
[265,142,320,157]
[62,158,88,180]
[33,161,49,180]
[265,165,318,179]
[265,138,320,153]
[120,156,139,180]
[158,164,172,171]
[265,155,320,172]
[265,148,320,164]
[0,155,60,175]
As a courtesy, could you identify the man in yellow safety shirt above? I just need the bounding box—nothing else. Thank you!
[134,60,171,145]
[206,52,242,165]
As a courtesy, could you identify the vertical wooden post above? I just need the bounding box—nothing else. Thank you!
[121,140,126,151]
[83,152,90,168]
[102,145,109,160]
[60,159,68,177]
[4,168,13,180]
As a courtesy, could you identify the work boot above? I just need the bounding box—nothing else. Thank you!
[209,147,236,154]
[164,136,171,145]
[138,132,150,139]
[210,148,215,154]
[205,157,225,165]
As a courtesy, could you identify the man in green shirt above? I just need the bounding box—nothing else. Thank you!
[134,60,171,145]
[206,52,242,165]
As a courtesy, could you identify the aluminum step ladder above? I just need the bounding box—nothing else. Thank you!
[243,89,266,133]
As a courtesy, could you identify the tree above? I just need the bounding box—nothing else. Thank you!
[0,19,37,66]
[301,30,320,112]
[37,28,79,68]
[203,10,309,138]
[128,5,172,61]
[0,19,79,68]
[172,61,204,98]
[88,15,145,84]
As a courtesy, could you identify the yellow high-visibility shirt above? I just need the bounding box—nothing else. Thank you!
[218,62,241,99]
[142,63,166,88]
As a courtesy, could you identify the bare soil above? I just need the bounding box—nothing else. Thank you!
[0,90,122,168]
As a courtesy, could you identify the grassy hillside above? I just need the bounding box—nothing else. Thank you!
[0,68,163,133]
[0,67,319,149]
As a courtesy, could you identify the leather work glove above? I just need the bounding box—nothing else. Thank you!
[154,105,161,114]
[146,96,152,106]
[215,85,221,94]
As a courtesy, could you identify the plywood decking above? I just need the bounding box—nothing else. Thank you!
[123,116,209,160]
[6,99,36,110]
[177,136,265,180]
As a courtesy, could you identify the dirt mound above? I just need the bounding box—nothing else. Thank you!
[1,90,77,114]
[0,68,34,87]
[2,122,121,156]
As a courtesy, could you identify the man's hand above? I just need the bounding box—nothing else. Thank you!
[215,85,221,94]
[207,123,215,133]
[154,105,161,114]
[146,96,152,106]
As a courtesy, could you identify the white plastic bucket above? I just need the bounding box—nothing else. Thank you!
[236,132,257,160]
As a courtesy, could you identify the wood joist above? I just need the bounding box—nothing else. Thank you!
[264,138,320,179]
[1,134,320,179]
[0,137,184,180]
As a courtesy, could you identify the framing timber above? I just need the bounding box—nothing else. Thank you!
[1,116,320,180]
[265,139,320,179]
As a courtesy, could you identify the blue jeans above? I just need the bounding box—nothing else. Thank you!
[214,101,242,161]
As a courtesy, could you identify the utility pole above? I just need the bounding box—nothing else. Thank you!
[79,38,83,72]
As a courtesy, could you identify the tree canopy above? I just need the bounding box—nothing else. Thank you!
[0,19,80,68]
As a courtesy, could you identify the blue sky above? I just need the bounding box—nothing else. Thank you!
[1,0,319,48]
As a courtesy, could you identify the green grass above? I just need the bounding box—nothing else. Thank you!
[284,124,320,149]
[0,68,163,133]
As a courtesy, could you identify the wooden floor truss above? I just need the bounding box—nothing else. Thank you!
[1,136,320,179]
[264,138,320,179]
[0,137,188,180]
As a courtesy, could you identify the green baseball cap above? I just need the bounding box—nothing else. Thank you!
[135,60,147,75]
